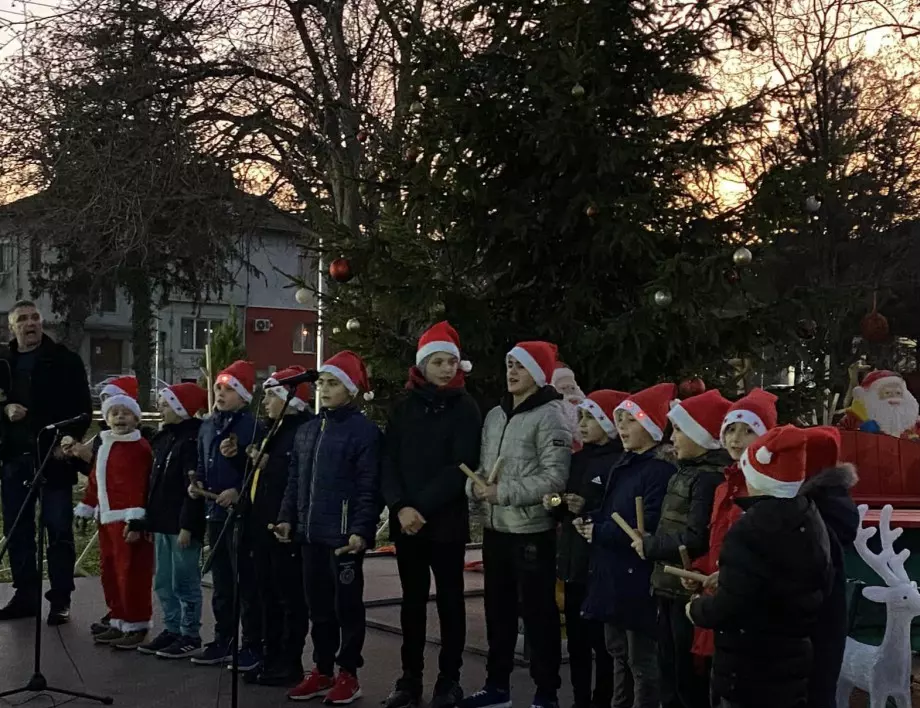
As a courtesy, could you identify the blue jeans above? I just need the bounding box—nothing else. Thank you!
[0,456,75,607]
[154,533,203,638]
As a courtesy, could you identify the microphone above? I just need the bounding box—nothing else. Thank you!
[272,369,319,387]
[44,413,90,430]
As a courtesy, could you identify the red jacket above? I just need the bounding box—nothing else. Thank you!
[75,430,152,525]
[691,463,746,657]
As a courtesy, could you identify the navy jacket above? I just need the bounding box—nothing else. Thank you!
[582,446,675,636]
[144,418,205,539]
[197,408,265,521]
[279,404,382,548]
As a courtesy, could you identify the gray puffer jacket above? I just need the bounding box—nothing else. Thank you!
[467,386,572,534]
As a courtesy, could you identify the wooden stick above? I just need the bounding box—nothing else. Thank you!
[635,496,645,535]
[487,457,504,484]
[663,565,708,584]
[187,471,219,501]
[612,512,642,544]
[679,545,692,570]
[460,463,487,492]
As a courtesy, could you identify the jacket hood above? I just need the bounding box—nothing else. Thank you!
[500,384,562,416]
[681,448,733,469]
[799,463,858,495]
[405,366,466,392]
[654,443,677,463]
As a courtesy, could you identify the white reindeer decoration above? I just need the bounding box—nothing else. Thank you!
[836,504,920,708]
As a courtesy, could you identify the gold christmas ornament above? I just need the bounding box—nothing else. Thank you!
[732,246,753,267]
[571,83,585,98]
[653,290,672,307]
[346,318,361,332]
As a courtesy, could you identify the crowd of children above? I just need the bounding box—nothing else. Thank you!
[63,320,863,708]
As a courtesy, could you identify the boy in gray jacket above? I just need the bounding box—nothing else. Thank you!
[461,341,572,708]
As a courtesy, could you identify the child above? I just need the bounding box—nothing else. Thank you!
[578,383,677,708]
[136,383,208,659]
[71,393,154,650]
[687,426,833,708]
[276,351,382,704]
[545,390,626,708]
[189,360,265,669]
[461,341,571,708]
[242,367,313,686]
[633,390,732,708]
[381,323,481,708]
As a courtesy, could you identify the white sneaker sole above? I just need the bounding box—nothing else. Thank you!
[288,688,331,702]
[325,688,362,704]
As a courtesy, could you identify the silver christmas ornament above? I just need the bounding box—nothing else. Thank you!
[571,83,585,98]
[805,196,822,213]
[332,326,341,335]
[653,290,672,307]
[295,288,310,304]
[346,318,361,332]
[732,246,753,267]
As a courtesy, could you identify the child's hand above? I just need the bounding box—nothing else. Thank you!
[564,493,585,515]
[631,537,646,559]
[681,577,702,593]
[216,488,239,508]
[271,522,292,543]
[219,435,239,458]
[572,517,593,543]
[335,534,367,556]
[480,484,499,504]
[188,482,201,499]
[5,403,27,422]
[397,507,426,535]
[124,529,141,543]
[704,571,719,590]
[178,529,192,549]
[65,440,92,463]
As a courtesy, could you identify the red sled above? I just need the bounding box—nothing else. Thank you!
[840,431,920,509]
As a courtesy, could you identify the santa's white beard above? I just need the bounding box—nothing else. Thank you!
[862,392,920,436]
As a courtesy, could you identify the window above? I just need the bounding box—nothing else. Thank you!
[292,323,315,354]
[180,317,223,351]
[0,239,14,274]
[98,284,117,313]
[29,239,42,272]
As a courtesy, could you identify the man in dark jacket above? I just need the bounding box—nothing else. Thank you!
[381,323,481,708]
[688,426,833,708]
[0,301,92,625]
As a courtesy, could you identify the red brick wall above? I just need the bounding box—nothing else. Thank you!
[245,307,319,374]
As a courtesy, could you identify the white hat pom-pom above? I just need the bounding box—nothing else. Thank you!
[460,360,472,373]
[755,446,773,465]
[363,391,375,401]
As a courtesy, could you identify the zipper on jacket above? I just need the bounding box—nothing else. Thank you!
[341,499,348,536]
[306,416,327,543]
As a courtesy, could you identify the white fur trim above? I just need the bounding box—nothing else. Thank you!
[578,399,616,436]
[218,374,252,402]
[508,346,547,387]
[863,376,904,394]
[102,394,141,419]
[720,410,767,440]
[460,360,472,373]
[100,507,146,524]
[289,397,307,411]
[740,448,802,498]
[319,364,357,394]
[667,403,720,450]
[159,388,189,419]
[117,619,150,632]
[101,383,127,398]
[264,383,290,401]
[552,367,575,384]
[74,502,96,519]
[755,446,773,464]
[96,429,143,526]
[614,399,663,441]
[416,340,461,366]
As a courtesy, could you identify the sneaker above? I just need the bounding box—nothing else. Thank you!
[190,640,232,666]
[112,630,149,650]
[91,614,112,635]
[382,681,420,708]
[430,679,464,708]
[47,605,71,626]
[0,594,38,621]
[325,670,361,705]
[245,659,303,686]
[459,686,512,708]
[94,628,126,645]
[137,630,178,655]
[226,647,262,673]
[530,696,559,708]
[157,636,202,659]
[288,668,335,701]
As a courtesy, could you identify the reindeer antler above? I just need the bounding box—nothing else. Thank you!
[855,504,912,587]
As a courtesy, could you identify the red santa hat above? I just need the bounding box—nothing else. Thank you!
[320,350,374,401]
[614,383,678,442]
[855,370,904,398]
[159,383,208,420]
[667,390,733,450]
[416,321,472,373]
[507,341,559,388]
[216,360,255,402]
[720,388,778,441]
[804,426,841,477]
[264,366,313,412]
[101,393,142,420]
[740,425,808,498]
[578,390,629,436]
[101,375,138,400]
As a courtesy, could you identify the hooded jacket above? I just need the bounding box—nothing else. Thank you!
[144,417,205,539]
[467,386,572,535]
[198,407,265,522]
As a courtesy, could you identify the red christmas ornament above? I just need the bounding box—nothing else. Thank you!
[860,294,889,343]
[356,129,368,143]
[328,257,353,283]
[678,377,706,398]
[586,205,598,217]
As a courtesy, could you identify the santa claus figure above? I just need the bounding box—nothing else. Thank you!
[838,370,920,440]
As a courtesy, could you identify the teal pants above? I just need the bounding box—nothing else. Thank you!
[154,533,203,639]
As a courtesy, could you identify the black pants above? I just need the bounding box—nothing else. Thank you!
[565,581,613,708]
[302,542,366,676]
[208,520,259,647]
[0,457,75,608]
[483,528,560,698]
[249,531,308,669]
[604,623,659,708]
[658,597,709,708]
[395,536,466,687]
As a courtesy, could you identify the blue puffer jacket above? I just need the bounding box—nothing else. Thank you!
[198,408,265,521]
[279,404,382,548]
[582,445,675,637]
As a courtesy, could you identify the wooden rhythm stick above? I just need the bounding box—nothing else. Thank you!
[187,471,219,501]
[663,565,708,584]
[635,496,645,535]
[612,512,642,544]
[487,457,504,484]
[679,545,692,570]
[459,463,487,493]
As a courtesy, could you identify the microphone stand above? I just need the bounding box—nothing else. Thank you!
[201,387,296,708]
[0,428,113,705]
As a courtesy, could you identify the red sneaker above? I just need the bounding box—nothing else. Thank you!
[324,670,362,704]
[288,668,334,701]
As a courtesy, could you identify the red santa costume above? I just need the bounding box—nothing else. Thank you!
[837,370,920,440]
[74,394,154,632]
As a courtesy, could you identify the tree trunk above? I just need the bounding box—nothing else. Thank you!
[127,275,154,410]
[60,296,91,355]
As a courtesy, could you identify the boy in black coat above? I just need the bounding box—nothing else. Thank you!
[381,323,481,708]
[688,426,833,708]
[545,390,625,708]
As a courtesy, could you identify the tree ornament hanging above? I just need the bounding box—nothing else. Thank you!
[732,246,753,267]
[332,326,342,335]
[356,129,368,143]
[328,257,353,283]
[346,318,361,332]
[409,100,424,114]
[571,83,585,98]
[860,294,889,343]
[678,377,706,398]
[406,146,421,162]
[795,319,817,340]
[586,204,598,217]
[653,290,672,307]
[805,196,822,213]
[295,288,311,304]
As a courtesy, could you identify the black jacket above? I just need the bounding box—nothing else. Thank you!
[0,335,92,486]
[800,465,859,708]
[689,494,833,708]
[249,411,313,534]
[554,439,622,584]
[381,375,482,543]
[644,448,730,598]
[144,418,206,539]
